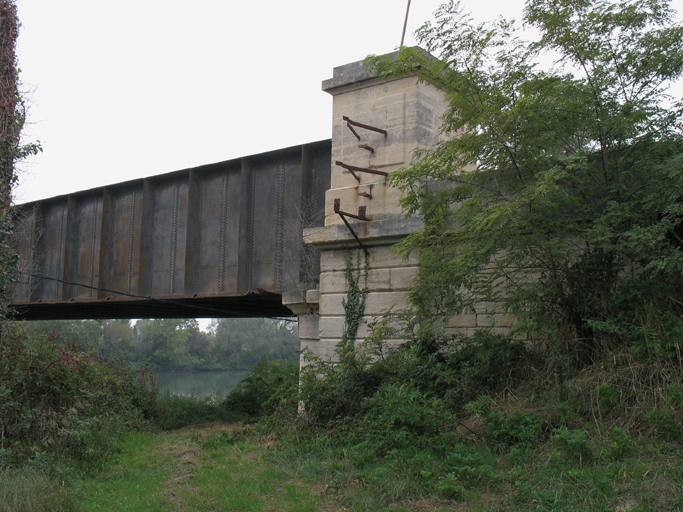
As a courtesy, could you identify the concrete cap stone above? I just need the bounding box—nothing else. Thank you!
[322,47,434,93]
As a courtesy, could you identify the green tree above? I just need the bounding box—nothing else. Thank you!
[101,319,135,359]
[23,320,104,352]
[210,318,298,369]
[137,319,202,370]
[370,0,683,356]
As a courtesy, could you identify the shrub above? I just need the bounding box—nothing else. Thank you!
[156,393,226,430]
[552,427,595,462]
[438,330,531,406]
[357,382,449,455]
[298,330,531,426]
[606,427,632,460]
[466,396,546,452]
[223,358,299,421]
[0,323,158,466]
[298,346,391,425]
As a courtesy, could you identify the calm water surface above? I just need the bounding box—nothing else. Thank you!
[154,370,249,396]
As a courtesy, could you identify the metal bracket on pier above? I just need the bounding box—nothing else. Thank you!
[335,161,388,183]
[334,198,371,256]
[343,116,388,139]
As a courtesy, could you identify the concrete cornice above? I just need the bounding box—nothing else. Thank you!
[303,215,424,250]
[321,47,434,95]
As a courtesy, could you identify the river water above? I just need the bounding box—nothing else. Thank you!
[154,370,249,396]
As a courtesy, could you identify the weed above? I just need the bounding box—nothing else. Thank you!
[606,427,633,460]
[552,427,595,463]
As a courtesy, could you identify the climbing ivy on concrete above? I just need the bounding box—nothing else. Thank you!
[340,250,368,350]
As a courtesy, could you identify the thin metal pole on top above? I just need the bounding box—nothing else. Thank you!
[401,0,412,47]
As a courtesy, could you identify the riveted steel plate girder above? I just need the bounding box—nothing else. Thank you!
[10,140,331,320]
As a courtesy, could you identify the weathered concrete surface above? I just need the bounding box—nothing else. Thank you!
[294,53,523,363]
[293,54,447,362]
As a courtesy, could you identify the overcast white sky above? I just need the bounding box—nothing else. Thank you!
[11,0,683,203]
[9,0,522,203]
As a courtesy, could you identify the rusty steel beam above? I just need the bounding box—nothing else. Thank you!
[9,140,331,320]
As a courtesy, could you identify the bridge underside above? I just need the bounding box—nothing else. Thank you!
[11,293,292,321]
[10,140,331,320]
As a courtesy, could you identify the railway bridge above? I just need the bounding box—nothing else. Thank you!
[10,53,510,360]
[10,140,330,320]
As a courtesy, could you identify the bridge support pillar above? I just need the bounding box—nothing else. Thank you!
[282,288,321,367]
[299,51,447,362]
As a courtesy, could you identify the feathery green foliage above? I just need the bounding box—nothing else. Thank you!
[369,0,683,359]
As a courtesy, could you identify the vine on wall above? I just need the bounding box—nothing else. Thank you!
[340,250,369,353]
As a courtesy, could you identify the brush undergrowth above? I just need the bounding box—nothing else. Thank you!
[0,323,159,468]
[3,320,683,511]
[259,330,683,510]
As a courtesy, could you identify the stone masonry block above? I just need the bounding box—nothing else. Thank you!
[368,244,418,268]
[321,268,391,294]
[319,315,346,339]
[300,339,340,363]
[380,185,406,215]
[366,268,391,291]
[320,248,364,272]
[365,291,408,315]
[474,302,488,314]
[319,293,346,316]
[448,314,477,328]
[319,245,417,273]
[486,301,507,314]
[444,327,468,337]
[298,313,320,340]
[320,271,347,294]
[330,76,418,111]
[390,266,418,290]
[321,314,408,342]
[476,313,516,328]
[305,289,320,304]
[475,314,496,328]
[477,327,512,337]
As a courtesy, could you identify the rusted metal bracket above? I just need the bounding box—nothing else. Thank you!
[343,116,388,138]
[336,161,388,183]
[358,144,375,153]
[334,198,371,255]
[346,121,361,141]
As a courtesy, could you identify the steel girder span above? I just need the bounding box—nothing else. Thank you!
[9,140,331,320]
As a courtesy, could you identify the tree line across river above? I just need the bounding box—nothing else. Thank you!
[21,317,299,371]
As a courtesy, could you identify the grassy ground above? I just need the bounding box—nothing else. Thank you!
[69,424,471,512]
[73,425,324,512]
[4,421,678,512]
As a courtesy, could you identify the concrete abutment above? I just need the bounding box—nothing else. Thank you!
[283,52,519,363]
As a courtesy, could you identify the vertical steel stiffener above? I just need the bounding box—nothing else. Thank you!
[9,141,331,320]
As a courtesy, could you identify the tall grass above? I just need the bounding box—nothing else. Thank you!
[0,467,76,512]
